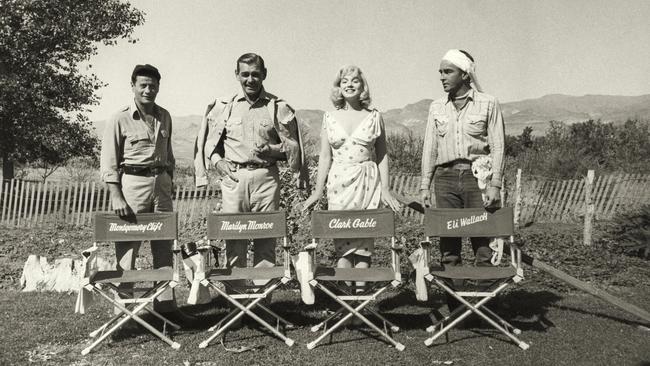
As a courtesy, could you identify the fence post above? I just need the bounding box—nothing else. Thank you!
[583,170,595,246]
[514,169,522,228]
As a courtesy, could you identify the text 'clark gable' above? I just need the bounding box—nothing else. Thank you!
[328,218,377,229]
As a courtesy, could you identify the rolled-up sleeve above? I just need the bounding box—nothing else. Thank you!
[420,103,438,190]
[487,99,505,187]
[100,115,123,184]
[276,103,302,171]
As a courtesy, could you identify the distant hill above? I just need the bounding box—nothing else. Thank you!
[92,94,650,164]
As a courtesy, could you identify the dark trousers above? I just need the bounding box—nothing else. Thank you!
[434,168,492,312]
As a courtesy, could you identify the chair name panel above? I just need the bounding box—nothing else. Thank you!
[208,211,287,240]
[94,212,178,242]
[424,207,514,237]
[311,209,395,239]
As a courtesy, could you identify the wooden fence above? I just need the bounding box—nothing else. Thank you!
[380,172,650,223]
[0,179,221,228]
[1,172,649,228]
[516,173,650,223]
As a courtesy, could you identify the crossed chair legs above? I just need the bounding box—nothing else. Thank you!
[82,281,181,355]
[423,275,529,350]
[199,277,296,348]
[306,280,405,351]
[82,275,528,352]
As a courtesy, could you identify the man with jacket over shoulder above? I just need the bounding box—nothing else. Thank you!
[194,53,309,297]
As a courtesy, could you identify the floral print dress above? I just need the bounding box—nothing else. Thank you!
[323,109,383,256]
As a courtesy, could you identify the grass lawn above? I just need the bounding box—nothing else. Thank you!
[1,280,649,366]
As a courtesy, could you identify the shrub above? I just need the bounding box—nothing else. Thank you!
[603,204,650,259]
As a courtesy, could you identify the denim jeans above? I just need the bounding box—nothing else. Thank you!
[433,168,492,266]
[434,167,494,313]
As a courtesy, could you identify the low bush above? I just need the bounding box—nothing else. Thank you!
[602,204,650,259]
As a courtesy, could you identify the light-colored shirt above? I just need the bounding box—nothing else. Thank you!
[420,89,505,190]
[100,101,175,183]
[217,90,295,165]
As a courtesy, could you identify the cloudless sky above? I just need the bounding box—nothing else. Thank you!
[84,0,650,121]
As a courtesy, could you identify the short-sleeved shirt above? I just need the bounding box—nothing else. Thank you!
[223,90,295,165]
[100,101,175,183]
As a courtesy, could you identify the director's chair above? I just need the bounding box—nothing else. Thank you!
[305,208,405,351]
[78,212,182,355]
[418,207,529,350]
[198,211,295,348]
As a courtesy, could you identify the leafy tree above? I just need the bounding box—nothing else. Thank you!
[0,0,145,179]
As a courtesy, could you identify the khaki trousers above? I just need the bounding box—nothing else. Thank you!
[220,165,279,289]
[114,171,175,312]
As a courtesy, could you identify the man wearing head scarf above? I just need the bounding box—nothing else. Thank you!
[419,49,506,313]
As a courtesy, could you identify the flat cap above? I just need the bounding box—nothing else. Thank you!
[131,64,161,82]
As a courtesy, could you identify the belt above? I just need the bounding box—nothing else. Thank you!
[122,165,167,176]
[439,160,472,171]
[230,161,276,170]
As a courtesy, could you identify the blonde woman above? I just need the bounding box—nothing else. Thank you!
[302,65,401,271]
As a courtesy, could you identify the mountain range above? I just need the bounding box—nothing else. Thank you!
[92,94,650,164]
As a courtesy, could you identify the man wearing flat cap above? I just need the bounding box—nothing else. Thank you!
[420,50,506,312]
[100,64,193,323]
[194,53,309,289]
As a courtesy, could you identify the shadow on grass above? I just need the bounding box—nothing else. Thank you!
[549,303,650,327]
[372,287,561,332]
[108,287,563,347]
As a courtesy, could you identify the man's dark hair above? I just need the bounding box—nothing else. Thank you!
[131,64,161,83]
[458,50,474,62]
[236,53,266,75]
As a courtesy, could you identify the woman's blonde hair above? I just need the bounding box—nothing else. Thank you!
[330,65,371,109]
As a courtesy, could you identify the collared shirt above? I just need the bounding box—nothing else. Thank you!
[219,89,295,165]
[420,89,505,190]
[100,101,175,183]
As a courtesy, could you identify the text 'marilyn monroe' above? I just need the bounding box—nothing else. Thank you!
[221,220,275,233]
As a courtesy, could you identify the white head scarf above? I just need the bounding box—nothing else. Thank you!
[441,49,483,92]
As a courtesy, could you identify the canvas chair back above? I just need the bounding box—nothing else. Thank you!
[311,208,395,239]
[424,207,514,238]
[94,212,179,242]
[207,211,287,241]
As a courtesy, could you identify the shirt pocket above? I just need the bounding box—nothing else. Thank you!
[465,114,487,136]
[434,115,449,136]
[257,119,277,143]
[225,117,243,140]
[127,131,153,148]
